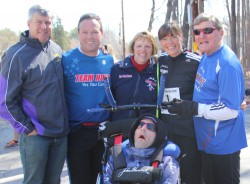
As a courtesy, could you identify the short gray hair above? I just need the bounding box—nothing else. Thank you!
[28,5,52,20]
[193,13,223,30]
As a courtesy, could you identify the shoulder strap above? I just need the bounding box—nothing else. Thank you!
[150,141,165,168]
[110,134,127,170]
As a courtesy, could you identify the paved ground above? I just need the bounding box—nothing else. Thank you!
[0,108,250,184]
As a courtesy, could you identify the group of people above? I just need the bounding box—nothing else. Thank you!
[0,4,247,184]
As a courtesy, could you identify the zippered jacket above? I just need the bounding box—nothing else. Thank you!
[0,30,69,136]
[159,51,200,137]
[110,56,158,121]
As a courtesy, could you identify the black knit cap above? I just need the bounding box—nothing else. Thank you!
[129,113,167,148]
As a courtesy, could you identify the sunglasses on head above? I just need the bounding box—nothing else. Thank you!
[137,121,156,132]
[193,27,217,35]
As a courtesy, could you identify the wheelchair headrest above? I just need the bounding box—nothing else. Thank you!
[98,118,135,140]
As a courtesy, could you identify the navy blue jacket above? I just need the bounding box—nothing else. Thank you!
[0,30,69,136]
[110,56,158,121]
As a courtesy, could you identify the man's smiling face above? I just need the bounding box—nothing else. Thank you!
[194,20,224,56]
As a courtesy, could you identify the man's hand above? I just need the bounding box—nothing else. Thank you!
[28,129,37,136]
[167,98,198,117]
[241,100,247,110]
[99,45,109,54]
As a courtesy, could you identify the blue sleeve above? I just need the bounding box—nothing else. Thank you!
[218,63,244,110]
[103,156,115,184]
[160,156,180,184]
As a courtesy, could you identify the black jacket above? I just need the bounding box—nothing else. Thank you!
[159,51,200,137]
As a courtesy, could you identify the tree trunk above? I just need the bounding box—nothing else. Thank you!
[236,0,240,57]
[148,0,155,32]
[172,0,178,20]
[246,0,250,72]
[231,0,237,53]
[182,0,189,48]
[226,0,232,27]
[242,0,246,70]
[165,0,173,22]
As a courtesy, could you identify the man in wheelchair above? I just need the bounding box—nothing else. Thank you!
[101,113,180,184]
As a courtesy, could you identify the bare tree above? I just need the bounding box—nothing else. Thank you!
[226,0,231,23]
[165,0,173,22]
[172,0,178,20]
[0,29,18,57]
[246,0,250,73]
[147,0,167,32]
[148,0,156,32]
[182,0,190,48]
[165,0,178,22]
[181,0,204,49]
[241,0,246,70]
[231,0,237,53]
[236,0,240,57]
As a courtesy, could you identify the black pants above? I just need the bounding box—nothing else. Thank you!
[201,150,240,184]
[169,134,203,184]
[67,126,104,184]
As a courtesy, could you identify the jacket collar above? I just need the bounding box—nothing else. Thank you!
[20,30,50,49]
[117,55,157,72]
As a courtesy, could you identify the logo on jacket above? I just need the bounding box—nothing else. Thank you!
[75,74,110,82]
[54,53,61,62]
[117,167,151,177]
[145,77,157,91]
[160,64,168,75]
[119,74,132,78]
[195,72,206,87]
[200,66,205,74]
[102,60,106,65]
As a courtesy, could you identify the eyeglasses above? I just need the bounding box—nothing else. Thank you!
[193,27,217,35]
[137,122,156,132]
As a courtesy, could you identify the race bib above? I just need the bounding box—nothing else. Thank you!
[161,87,180,115]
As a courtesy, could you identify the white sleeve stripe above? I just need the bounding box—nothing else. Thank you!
[197,103,238,121]
[186,52,201,61]
[210,103,226,110]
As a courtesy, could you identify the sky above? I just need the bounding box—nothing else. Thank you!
[0,0,157,41]
[0,0,226,42]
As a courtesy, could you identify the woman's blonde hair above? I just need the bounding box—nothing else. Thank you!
[128,31,158,55]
